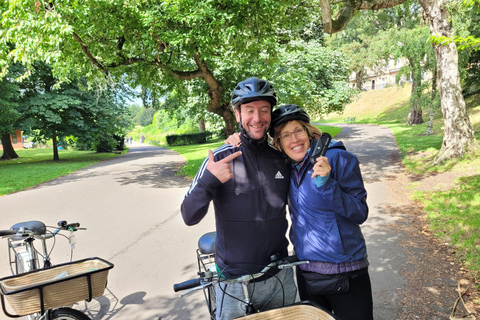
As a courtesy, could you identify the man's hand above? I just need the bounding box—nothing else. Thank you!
[311,156,331,178]
[207,150,242,183]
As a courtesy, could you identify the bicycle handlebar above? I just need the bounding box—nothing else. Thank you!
[0,220,84,239]
[173,255,308,294]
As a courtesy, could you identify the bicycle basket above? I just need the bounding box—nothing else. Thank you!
[236,304,337,320]
[0,257,113,317]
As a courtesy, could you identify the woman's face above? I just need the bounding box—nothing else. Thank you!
[278,120,310,162]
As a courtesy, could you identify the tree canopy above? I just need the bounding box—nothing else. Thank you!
[319,0,478,162]
[1,0,355,135]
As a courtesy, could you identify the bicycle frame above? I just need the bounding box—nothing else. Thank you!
[176,231,311,319]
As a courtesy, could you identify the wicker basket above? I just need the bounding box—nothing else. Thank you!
[0,257,113,317]
[237,304,337,320]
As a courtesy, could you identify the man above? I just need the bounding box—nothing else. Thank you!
[181,77,296,319]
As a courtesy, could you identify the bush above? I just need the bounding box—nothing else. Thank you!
[94,135,118,152]
[113,134,125,151]
[166,132,212,146]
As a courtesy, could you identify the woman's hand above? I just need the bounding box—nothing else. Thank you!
[311,156,331,178]
[225,132,241,147]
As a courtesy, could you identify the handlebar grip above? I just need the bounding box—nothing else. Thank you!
[0,230,17,236]
[284,255,299,263]
[67,223,80,229]
[173,278,202,292]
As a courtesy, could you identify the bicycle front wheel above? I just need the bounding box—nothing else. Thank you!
[48,308,92,320]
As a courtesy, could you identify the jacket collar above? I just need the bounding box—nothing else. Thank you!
[240,133,268,153]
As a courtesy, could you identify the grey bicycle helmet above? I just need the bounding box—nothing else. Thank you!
[270,104,310,137]
[230,77,277,109]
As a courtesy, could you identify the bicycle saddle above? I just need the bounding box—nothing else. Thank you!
[198,231,216,254]
[10,220,47,235]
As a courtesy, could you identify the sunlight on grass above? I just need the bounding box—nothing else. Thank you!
[414,176,480,271]
[0,148,125,195]
[169,139,225,177]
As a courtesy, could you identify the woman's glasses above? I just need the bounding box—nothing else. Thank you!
[279,127,307,142]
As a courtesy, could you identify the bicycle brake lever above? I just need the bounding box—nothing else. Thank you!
[277,260,309,269]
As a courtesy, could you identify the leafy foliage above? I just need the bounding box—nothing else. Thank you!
[0,65,21,136]
[16,63,130,158]
[0,0,353,135]
[270,40,357,118]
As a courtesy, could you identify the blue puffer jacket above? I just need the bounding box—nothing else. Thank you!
[288,139,369,272]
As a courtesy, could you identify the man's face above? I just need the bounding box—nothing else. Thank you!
[235,100,271,141]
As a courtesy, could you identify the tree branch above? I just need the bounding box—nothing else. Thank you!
[72,32,109,74]
[321,0,408,34]
[151,60,204,80]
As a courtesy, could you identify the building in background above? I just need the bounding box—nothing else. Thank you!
[0,130,26,150]
[349,58,432,91]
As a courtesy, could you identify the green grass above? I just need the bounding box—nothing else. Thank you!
[415,175,480,271]
[0,148,125,195]
[168,139,225,177]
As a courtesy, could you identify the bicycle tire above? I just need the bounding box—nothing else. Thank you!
[48,308,92,320]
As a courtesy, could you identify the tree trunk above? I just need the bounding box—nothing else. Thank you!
[407,96,423,125]
[420,0,479,162]
[198,119,205,132]
[425,66,438,135]
[425,104,435,135]
[0,133,19,160]
[407,61,424,125]
[193,56,237,136]
[52,132,59,161]
[355,68,364,90]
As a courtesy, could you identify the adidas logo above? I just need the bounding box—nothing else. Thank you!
[275,171,284,179]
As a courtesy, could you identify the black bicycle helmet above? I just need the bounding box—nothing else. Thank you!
[230,77,277,109]
[270,104,310,137]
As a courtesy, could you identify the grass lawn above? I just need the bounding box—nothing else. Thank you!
[0,148,125,195]
[168,139,225,177]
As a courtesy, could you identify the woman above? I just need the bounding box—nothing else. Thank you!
[227,104,373,319]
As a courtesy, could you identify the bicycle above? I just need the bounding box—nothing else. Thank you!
[0,220,114,320]
[173,231,338,320]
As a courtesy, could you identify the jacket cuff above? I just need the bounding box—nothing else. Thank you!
[199,169,223,196]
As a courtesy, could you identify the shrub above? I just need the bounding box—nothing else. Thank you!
[166,132,212,146]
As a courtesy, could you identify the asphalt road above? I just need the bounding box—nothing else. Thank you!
[0,124,409,320]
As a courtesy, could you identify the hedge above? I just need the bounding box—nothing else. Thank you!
[166,132,212,146]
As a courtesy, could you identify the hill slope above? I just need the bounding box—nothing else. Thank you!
[325,85,411,122]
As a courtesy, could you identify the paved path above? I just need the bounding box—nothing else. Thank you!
[0,125,420,319]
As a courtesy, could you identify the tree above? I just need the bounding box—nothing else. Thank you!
[319,0,479,162]
[430,0,480,52]
[269,39,356,119]
[0,64,21,160]
[1,1,317,136]
[18,63,129,160]
[386,26,436,125]
[325,2,422,91]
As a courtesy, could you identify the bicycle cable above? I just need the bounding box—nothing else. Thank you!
[216,263,288,315]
